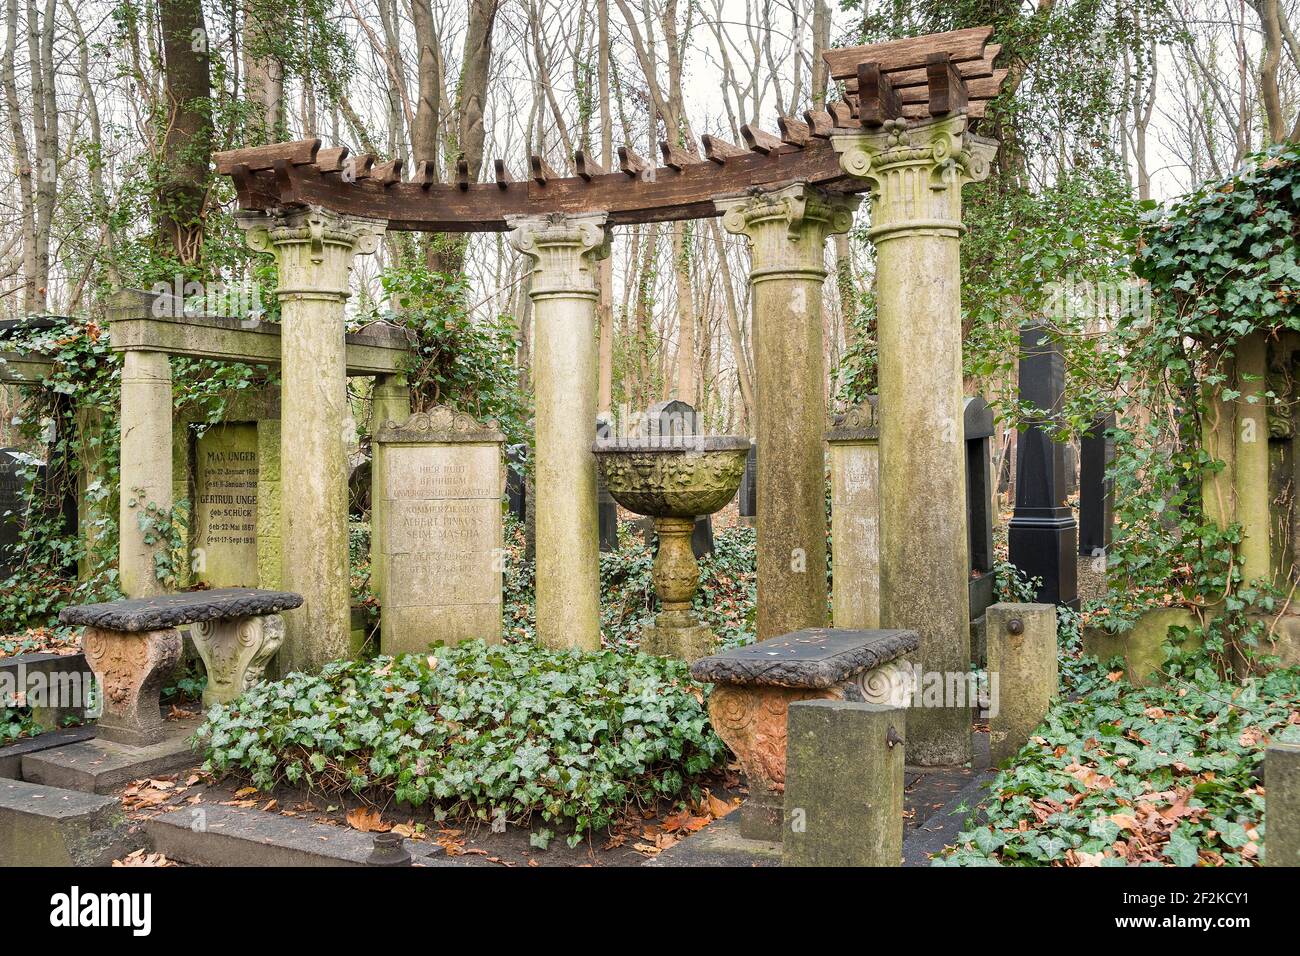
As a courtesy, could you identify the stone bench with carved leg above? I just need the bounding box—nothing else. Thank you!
[59,589,303,746]
[690,627,918,842]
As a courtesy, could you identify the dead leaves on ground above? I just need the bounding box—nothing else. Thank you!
[113,848,176,867]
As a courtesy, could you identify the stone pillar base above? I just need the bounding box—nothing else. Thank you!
[643,623,715,663]
[190,614,285,708]
[82,626,182,747]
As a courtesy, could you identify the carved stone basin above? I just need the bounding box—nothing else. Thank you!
[591,436,752,519]
[591,436,751,661]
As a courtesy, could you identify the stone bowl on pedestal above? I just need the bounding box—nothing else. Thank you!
[591,436,751,661]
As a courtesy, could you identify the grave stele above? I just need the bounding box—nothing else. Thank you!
[0,449,22,579]
[826,399,880,629]
[193,424,260,587]
[373,407,504,654]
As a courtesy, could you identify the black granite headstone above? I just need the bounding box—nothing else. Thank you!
[1008,323,1079,608]
[964,398,996,619]
[505,444,527,521]
[595,419,619,551]
[1078,414,1115,558]
[738,444,757,518]
[0,449,23,579]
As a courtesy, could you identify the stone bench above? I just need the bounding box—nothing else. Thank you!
[690,627,917,841]
[59,588,302,746]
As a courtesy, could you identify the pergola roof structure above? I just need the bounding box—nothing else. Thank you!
[214,27,1007,232]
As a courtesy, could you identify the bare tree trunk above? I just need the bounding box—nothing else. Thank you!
[597,0,615,414]
[158,0,213,265]
[243,2,284,137]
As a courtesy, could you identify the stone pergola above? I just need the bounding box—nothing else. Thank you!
[212,26,1008,765]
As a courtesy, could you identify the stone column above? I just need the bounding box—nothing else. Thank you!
[1203,331,1272,587]
[834,116,996,765]
[1266,742,1300,867]
[118,350,173,598]
[240,207,386,673]
[508,213,610,652]
[826,399,880,629]
[716,184,859,642]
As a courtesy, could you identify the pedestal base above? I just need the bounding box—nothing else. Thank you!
[643,623,716,662]
[81,626,182,747]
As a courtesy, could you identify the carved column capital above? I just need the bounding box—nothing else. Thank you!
[238,205,387,299]
[832,115,998,242]
[507,212,611,299]
[714,182,860,281]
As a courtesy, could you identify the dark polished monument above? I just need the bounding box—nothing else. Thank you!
[1008,323,1079,608]
[1078,414,1115,559]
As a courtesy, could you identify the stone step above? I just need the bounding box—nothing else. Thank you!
[21,723,201,794]
[145,803,448,867]
[0,778,137,866]
[0,725,96,780]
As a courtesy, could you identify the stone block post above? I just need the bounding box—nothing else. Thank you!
[782,700,905,866]
[372,373,412,426]
[508,213,610,652]
[985,602,1058,765]
[240,207,386,673]
[1265,742,1300,867]
[118,350,173,598]
[716,184,859,642]
[834,116,996,765]
[826,399,880,629]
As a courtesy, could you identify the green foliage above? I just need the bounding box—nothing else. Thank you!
[375,263,529,450]
[1132,142,1300,348]
[938,665,1299,866]
[198,641,727,844]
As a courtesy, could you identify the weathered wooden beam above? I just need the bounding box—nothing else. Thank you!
[618,146,650,177]
[777,115,813,147]
[372,159,403,186]
[272,159,297,203]
[494,159,511,189]
[659,141,699,171]
[843,47,1000,92]
[829,100,859,128]
[315,146,350,173]
[856,63,903,127]
[803,110,836,138]
[347,154,376,181]
[454,156,469,190]
[926,52,969,115]
[741,123,784,155]
[530,155,559,186]
[574,150,607,181]
[702,134,746,164]
[823,26,993,79]
[214,138,320,174]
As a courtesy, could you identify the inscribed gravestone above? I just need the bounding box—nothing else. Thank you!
[193,424,260,587]
[374,408,504,654]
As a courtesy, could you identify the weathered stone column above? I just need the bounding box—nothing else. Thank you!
[834,116,997,765]
[240,207,386,673]
[826,399,880,629]
[508,213,610,652]
[716,184,859,642]
[1203,331,1272,587]
[1266,742,1300,867]
[118,350,173,598]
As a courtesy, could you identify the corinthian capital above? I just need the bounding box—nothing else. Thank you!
[238,205,387,297]
[714,183,860,277]
[832,115,998,240]
[508,212,611,296]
